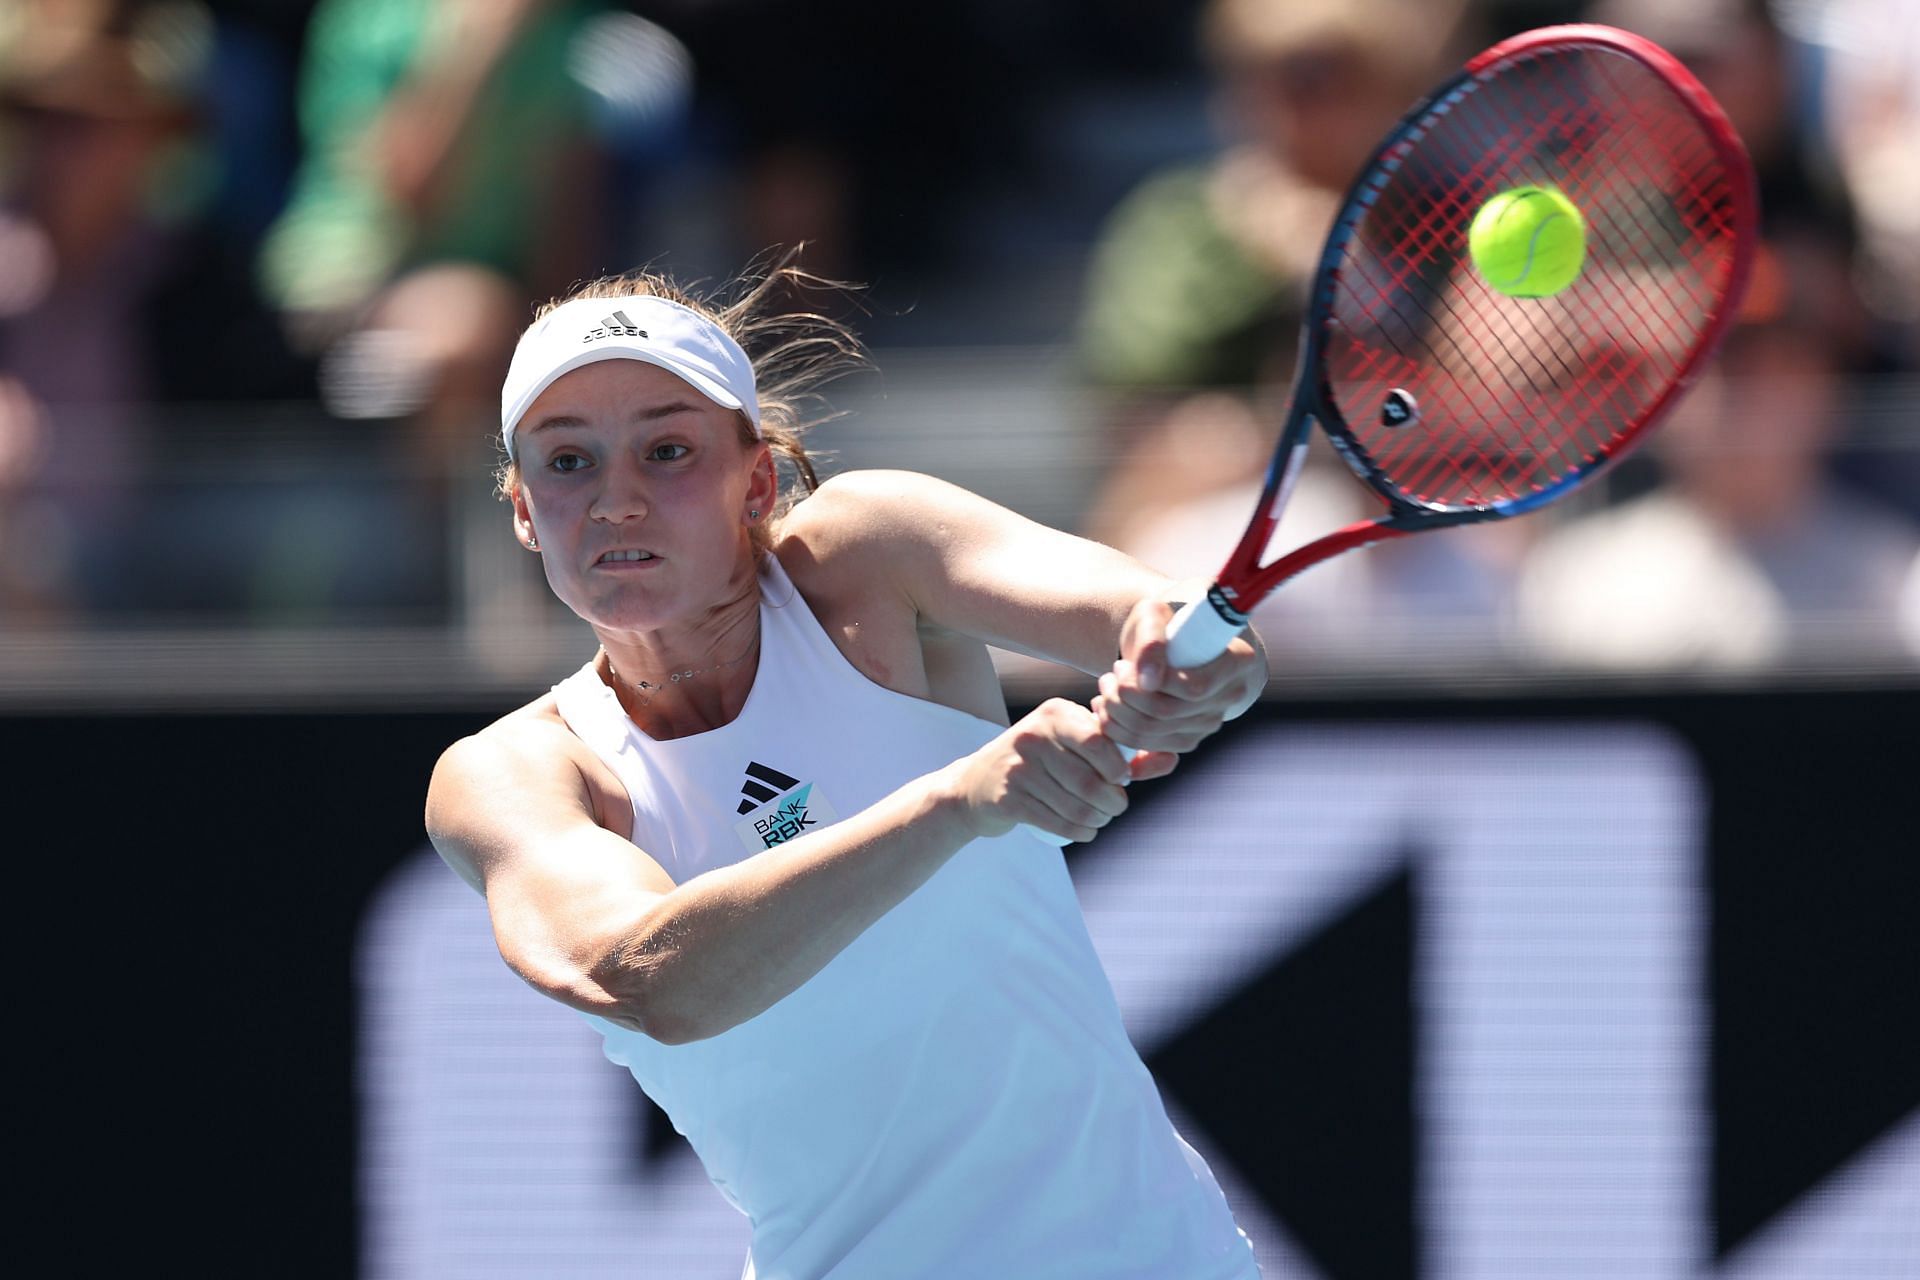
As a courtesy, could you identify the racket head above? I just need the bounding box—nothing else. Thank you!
[1318,24,1759,515]
[1216,24,1758,612]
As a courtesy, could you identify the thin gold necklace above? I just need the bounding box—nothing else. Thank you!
[604,627,761,707]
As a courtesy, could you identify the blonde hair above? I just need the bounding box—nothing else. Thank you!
[497,255,868,550]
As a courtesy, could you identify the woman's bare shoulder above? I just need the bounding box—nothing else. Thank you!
[450,691,582,764]
[773,470,983,584]
[772,472,910,596]
[427,689,635,885]
[793,468,1000,533]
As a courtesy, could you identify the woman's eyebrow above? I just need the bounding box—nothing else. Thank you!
[634,401,700,421]
[525,402,697,435]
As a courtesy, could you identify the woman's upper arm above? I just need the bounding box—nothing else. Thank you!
[802,470,1181,674]
[426,724,676,1018]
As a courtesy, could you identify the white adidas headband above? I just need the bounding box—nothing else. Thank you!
[500,294,761,460]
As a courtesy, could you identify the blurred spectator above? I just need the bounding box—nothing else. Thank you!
[1587,0,1918,530]
[259,0,625,477]
[1506,0,1917,671]
[1582,0,1858,251]
[139,4,314,407]
[1514,230,1919,669]
[255,0,669,619]
[1814,0,1920,365]
[1807,0,1920,529]
[0,0,211,620]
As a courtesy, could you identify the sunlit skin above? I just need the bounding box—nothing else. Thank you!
[510,359,776,728]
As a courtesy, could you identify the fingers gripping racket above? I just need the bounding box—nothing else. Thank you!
[1152,23,1758,670]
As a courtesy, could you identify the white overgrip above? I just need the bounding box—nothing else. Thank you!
[1163,592,1247,670]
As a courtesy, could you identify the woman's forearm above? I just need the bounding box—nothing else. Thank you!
[596,762,981,1044]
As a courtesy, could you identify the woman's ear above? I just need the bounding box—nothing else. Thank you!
[511,484,540,551]
[745,443,777,522]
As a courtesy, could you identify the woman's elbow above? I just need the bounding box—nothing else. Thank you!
[494,946,678,1043]
[578,952,723,1046]
[627,1005,708,1045]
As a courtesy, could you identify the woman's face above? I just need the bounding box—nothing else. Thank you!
[511,358,772,634]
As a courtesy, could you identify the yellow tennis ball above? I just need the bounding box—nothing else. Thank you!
[1468,186,1587,297]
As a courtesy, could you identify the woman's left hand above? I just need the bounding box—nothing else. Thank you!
[1092,598,1267,771]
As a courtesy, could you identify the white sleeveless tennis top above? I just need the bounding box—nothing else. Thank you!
[553,554,1259,1280]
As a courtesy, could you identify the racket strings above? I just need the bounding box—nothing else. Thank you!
[1375,77,1719,499]
[1324,44,1744,510]
[1566,65,1730,308]
[1384,88,1683,491]
[1342,95,1630,499]
[1424,92,1676,492]
[1332,114,1583,498]
[1451,63,1697,441]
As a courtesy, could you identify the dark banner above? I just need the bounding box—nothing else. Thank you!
[29,684,1917,1276]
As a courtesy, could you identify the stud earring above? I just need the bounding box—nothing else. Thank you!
[527,536,540,551]
[748,509,760,521]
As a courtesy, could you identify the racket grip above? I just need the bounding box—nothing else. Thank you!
[1163,589,1248,670]
[1021,589,1248,848]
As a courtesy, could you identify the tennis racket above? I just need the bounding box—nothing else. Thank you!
[1031,25,1757,845]
[1146,22,1758,670]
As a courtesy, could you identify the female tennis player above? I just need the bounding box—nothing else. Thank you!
[425,265,1267,1279]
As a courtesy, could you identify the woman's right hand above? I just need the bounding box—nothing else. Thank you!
[947,699,1166,844]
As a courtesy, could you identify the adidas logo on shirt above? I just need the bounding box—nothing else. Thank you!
[732,760,841,852]
[737,761,801,814]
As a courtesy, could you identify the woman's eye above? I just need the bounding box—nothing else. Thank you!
[549,452,589,473]
[650,443,691,462]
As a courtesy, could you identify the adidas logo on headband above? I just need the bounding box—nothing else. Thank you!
[581,311,649,343]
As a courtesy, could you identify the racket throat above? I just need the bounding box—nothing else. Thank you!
[1265,520,1413,591]
[1206,583,1251,628]
[1267,438,1312,527]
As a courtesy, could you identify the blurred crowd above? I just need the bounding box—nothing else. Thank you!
[0,0,1915,672]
